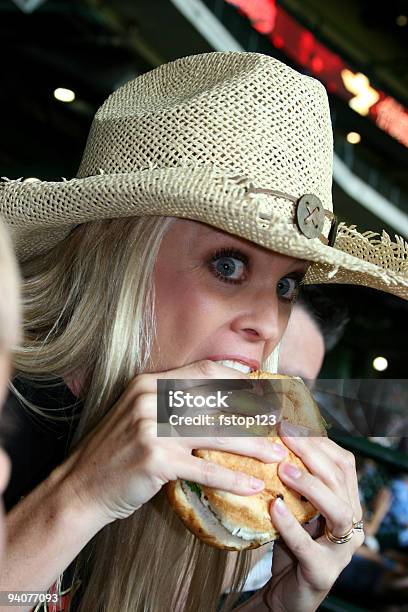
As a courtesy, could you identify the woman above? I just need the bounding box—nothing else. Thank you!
[0,218,20,571]
[0,51,407,612]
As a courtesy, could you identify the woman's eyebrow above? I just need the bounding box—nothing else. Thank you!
[200,227,258,248]
[187,226,232,252]
[288,256,311,269]
[200,227,233,240]
[198,230,311,271]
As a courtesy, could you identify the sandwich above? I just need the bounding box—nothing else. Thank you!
[165,372,327,550]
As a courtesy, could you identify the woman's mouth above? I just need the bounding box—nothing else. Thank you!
[211,359,252,374]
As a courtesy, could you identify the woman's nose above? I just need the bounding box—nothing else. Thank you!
[235,292,286,343]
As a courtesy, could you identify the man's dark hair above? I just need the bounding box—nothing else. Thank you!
[296,285,350,352]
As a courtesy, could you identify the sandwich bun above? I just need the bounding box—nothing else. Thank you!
[165,372,327,550]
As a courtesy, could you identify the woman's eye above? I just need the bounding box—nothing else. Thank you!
[208,248,248,284]
[277,277,300,302]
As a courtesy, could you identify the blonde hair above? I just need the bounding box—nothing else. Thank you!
[12,215,280,611]
[0,217,21,351]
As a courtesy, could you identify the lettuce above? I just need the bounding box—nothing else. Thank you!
[185,481,202,496]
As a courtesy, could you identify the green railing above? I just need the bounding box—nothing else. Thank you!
[330,435,408,472]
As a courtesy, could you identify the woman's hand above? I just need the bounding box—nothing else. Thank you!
[260,422,365,612]
[54,360,287,526]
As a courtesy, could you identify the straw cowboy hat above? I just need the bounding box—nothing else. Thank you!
[1,51,407,299]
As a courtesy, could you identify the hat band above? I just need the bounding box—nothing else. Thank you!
[231,178,338,247]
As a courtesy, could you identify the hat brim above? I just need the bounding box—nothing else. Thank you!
[1,165,408,300]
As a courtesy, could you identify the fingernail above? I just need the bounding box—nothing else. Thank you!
[250,477,265,490]
[282,463,302,479]
[280,421,310,437]
[274,496,289,516]
[269,442,287,459]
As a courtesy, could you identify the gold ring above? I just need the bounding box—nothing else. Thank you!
[324,523,354,544]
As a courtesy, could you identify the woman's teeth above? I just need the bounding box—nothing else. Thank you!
[213,360,252,374]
